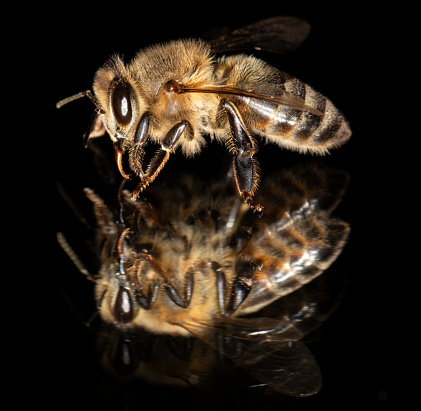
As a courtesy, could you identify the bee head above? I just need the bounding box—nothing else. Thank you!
[93,55,148,144]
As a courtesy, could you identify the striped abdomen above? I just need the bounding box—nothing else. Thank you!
[237,72,351,154]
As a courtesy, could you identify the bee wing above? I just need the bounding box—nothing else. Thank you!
[205,16,311,55]
[238,217,350,316]
[235,165,350,315]
[180,84,322,116]
[235,338,322,396]
[185,317,321,396]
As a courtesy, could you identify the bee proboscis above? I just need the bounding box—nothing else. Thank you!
[57,16,351,216]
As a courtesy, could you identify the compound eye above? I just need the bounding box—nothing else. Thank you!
[113,286,133,324]
[111,82,132,126]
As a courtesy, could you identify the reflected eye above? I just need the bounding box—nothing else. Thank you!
[113,286,133,324]
[111,82,132,126]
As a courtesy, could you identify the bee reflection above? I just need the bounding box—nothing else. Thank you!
[59,163,349,396]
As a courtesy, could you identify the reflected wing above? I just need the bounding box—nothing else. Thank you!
[240,217,350,314]
[234,338,322,397]
[205,16,311,55]
[235,165,350,315]
[258,269,349,337]
[185,316,321,396]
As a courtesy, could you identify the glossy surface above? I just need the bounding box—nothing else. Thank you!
[55,162,349,396]
[25,7,397,409]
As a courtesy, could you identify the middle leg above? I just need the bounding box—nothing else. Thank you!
[222,99,264,217]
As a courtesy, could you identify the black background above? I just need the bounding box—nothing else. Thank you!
[9,4,408,410]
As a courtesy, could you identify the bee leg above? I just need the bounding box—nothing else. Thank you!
[211,261,228,316]
[83,107,105,147]
[131,120,190,200]
[212,258,257,317]
[211,261,249,317]
[132,272,160,310]
[226,273,253,316]
[113,111,152,180]
[129,111,151,180]
[114,139,131,180]
[133,250,193,308]
[162,267,194,309]
[163,282,189,309]
[221,100,264,218]
[166,335,194,361]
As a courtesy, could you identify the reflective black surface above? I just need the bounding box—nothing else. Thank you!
[14,6,400,410]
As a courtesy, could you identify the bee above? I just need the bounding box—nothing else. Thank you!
[58,164,349,395]
[97,274,339,393]
[56,16,351,216]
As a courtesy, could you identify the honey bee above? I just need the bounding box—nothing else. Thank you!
[56,16,351,216]
[97,274,338,393]
[58,164,349,395]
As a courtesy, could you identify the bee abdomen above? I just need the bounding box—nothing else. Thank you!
[250,74,351,153]
[287,80,351,152]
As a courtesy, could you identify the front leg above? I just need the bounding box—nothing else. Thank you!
[222,99,264,218]
[131,120,190,200]
[128,111,152,179]
[114,111,152,180]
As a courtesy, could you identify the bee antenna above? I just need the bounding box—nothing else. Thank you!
[56,89,97,109]
[57,232,95,281]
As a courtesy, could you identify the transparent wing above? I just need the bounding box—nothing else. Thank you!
[178,17,317,116]
[179,84,322,116]
[185,316,321,396]
[205,16,311,55]
[234,338,322,397]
